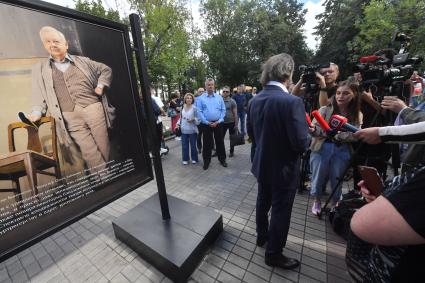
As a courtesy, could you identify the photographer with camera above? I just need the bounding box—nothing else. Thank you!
[292,63,340,108]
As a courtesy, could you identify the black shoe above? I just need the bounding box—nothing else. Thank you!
[220,161,228,167]
[256,237,267,247]
[265,254,300,269]
[229,152,234,157]
[203,162,209,170]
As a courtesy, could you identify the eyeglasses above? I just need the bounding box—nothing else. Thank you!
[222,91,229,93]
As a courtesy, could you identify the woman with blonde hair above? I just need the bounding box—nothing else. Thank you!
[176,93,199,164]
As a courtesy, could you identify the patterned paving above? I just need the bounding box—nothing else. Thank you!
[0,137,352,282]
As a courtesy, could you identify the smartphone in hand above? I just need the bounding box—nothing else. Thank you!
[358,166,384,197]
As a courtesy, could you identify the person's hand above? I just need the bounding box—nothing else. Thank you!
[209,121,218,128]
[308,126,315,133]
[187,118,194,123]
[358,180,377,203]
[362,90,373,100]
[381,96,407,113]
[315,72,326,89]
[94,87,104,95]
[234,124,238,130]
[28,113,41,122]
[297,74,304,84]
[353,127,381,144]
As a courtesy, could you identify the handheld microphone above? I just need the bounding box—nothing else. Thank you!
[311,110,331,133]
[305,113,313,127]
[329,114,359,133]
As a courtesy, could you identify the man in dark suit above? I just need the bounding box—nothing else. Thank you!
[247,53,309,269]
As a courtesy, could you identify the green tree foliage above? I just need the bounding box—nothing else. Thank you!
[350,0,425,63]
[314,0,425,77]
[74,0,122,22]
[201,0,311,87]
[313,0,369,77]
[128,0,192,94]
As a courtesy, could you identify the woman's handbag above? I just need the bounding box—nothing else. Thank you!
[175,126,182,137]
[167,107,177,118]
[230,130,245,147]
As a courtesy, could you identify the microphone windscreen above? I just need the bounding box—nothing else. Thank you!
[359,55,379,63]
[312,110,330,132]
[305,113,312,127]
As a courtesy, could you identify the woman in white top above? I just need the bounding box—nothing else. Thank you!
[176,93,199,165]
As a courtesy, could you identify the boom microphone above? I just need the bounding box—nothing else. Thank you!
[311,110,331,133]
[329,115,359,133]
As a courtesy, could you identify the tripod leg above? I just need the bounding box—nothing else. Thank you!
[298,150,311,194]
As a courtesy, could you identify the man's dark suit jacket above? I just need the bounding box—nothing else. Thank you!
[247,85,309,186]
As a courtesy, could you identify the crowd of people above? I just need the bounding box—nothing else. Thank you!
[145,52,425,279]
[149,81,257,169]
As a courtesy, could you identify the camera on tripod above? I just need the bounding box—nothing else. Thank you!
[355,31,423,91]
[299,63,330,91]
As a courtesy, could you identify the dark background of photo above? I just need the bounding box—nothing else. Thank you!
[0,0,152,260]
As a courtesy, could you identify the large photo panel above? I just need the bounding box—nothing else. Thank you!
[0,0,152,259]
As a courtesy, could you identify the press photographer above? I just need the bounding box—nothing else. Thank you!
[292,63,340,109]
[354,32,422,101]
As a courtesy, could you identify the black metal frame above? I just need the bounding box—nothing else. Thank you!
[0,0,154,260]
[130,14,170,220]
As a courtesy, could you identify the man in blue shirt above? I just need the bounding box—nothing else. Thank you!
[233,84,247,136]
[196,78,227,170]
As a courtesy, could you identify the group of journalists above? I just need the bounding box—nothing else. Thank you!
[292,60,425,281]
[145,47,425,280]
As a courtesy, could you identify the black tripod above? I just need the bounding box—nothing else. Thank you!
[298,88,320,194]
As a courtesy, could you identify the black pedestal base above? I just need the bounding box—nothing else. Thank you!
[112,193,223,282]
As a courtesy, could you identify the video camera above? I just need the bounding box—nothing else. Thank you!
[299,63,330,92]
[355,32,423,91]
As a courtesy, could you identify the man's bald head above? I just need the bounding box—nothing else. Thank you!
[39,26,68,61]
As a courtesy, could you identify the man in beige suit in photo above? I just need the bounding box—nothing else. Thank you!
[29,26,112,173]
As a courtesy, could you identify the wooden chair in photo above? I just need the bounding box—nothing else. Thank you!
[0,117,61,203]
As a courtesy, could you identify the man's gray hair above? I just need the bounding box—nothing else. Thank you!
[260,53,294,86]
[205,78,215,87]
[39,26,67,41]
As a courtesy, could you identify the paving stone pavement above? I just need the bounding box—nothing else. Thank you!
[0,136,353,283]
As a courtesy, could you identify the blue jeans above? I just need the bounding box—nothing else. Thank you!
[238,111,246,135]
[181,133,198,162]
[310,142,350,203]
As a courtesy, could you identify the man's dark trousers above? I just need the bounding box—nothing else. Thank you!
[222,122,235,154]
[197,125,203,151]
[256,161,299,255]
[201,123,225,164]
